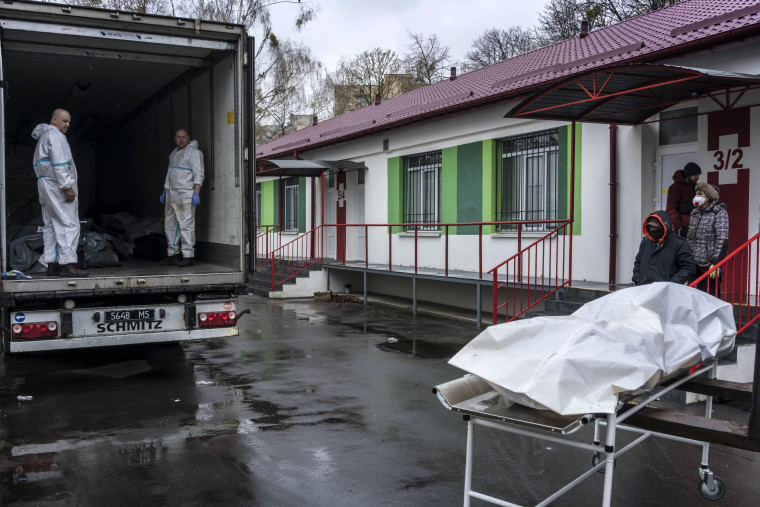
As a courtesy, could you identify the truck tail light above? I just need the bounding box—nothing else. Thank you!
[198,311,236,328]
[12,321,59,339]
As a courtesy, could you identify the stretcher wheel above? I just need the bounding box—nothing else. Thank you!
[591,453,616,473]
[698,476,725,501]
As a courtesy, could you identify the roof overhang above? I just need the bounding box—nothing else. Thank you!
[256,159,367,177]
[506,64,760,125]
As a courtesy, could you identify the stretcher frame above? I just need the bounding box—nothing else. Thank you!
[434,360,728,507]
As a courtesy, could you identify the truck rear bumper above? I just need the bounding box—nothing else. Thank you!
[9,327,239,353]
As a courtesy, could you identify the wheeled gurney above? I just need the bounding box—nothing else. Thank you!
[434,284,759,506]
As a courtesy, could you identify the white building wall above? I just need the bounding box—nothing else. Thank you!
[259,40,760,291]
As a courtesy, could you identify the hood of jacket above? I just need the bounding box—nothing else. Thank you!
[672,169,687,185]
[642,210,672,245]
[31,123,58,141]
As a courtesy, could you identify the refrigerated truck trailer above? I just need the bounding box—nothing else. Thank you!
[0,0,253,353]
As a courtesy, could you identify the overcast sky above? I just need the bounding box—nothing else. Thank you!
[268,0,543,72]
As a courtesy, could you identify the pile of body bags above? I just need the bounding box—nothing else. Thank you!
[8,202,166,273]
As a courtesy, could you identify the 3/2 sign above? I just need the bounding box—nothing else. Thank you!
[712,148,744,170]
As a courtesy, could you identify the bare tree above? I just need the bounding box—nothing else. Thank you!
[334,48,412,115]
[301,66,335,121]
[403,31,452,85]
[537,0,684,45]
[465,27,539,70]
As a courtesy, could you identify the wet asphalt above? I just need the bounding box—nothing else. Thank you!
[1,294,760,506]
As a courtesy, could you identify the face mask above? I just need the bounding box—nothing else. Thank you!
[648,227,664,241]
[693,195,707,207]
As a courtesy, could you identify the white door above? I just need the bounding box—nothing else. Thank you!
[357,184,366,261]
[656,147,697,211]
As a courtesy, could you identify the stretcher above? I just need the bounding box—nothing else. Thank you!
[434,358,748,507]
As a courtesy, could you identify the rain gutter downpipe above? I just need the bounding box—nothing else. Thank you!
[609,124,618,286]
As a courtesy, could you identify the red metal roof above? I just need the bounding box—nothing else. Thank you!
[257,0,760,159]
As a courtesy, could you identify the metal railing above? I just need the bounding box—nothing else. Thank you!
[255,225,281,268]
[689,231,760,335]
[265,220,572,297]
[488,220,572,324]
[269,226,325,290]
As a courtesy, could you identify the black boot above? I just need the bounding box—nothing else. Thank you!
[160,254,180,265]
[178,257,194,267]
[60,263,88,277]
[46,262,60,276]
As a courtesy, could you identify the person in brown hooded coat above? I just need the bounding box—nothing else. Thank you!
[666,162,701,238]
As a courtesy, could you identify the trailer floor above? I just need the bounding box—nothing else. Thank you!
[22,258,239,278]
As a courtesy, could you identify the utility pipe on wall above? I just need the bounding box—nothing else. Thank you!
[609,124,618,286]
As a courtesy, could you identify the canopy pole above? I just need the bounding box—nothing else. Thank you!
[609,124,618,286]
[569,121,575,286]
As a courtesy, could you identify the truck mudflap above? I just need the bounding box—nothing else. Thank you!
[7,299,240,353]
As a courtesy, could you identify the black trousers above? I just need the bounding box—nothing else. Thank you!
[695,266,721,299]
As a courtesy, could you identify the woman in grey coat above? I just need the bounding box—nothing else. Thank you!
[687,182,729,297]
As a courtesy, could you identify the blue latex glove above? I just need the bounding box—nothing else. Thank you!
[192,193,200,207]
[159,191,165,205]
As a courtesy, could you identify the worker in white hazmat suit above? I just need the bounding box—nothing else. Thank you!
[160,129,204,267]
[31,109,88,277]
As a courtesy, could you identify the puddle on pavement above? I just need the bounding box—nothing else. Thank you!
[376,339,462,359]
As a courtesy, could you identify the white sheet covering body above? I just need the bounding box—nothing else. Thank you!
[449,283,736,415]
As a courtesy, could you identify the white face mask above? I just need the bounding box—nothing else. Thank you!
[693,195,707,207]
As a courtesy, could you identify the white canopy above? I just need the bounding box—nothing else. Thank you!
[449,283,736,415]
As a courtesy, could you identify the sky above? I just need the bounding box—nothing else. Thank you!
[268,0,543,73]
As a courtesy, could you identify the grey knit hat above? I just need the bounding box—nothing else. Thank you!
[695,181,718,201]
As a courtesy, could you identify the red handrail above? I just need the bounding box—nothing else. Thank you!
[689,231,760,335]
[255,225,281,268]
[488,221,572,324]
[269,226,325,289]
[267,219,572,294]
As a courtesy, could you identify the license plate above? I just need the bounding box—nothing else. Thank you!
[105,309,155,322]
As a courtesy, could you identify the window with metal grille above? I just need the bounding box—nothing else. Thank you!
[499,129,559,232]
[282,177,299,232]
[404,150,441,231]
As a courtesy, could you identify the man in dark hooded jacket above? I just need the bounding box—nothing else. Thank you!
[632,210,695,286]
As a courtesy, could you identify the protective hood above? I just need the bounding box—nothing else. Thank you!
[642,210,671,244]
[31,123,58,141]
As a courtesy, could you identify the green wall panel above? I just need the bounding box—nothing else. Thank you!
[442,146,458,235]
[558,124,582,235]
[261,180,278,228]
[457,142,482,235]
[387,157,404,233]
[482,139,497,235]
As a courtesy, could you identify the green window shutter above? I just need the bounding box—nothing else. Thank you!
[387,157,404,233]
[558,124,582,235]
[298,177,307,233]
[456,142,483,236]
[482,139,497,235]
[261,180,278,228]
[442,146,457,235]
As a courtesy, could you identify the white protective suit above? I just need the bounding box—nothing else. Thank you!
[163,140,204,258]
[31,124,80,266]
